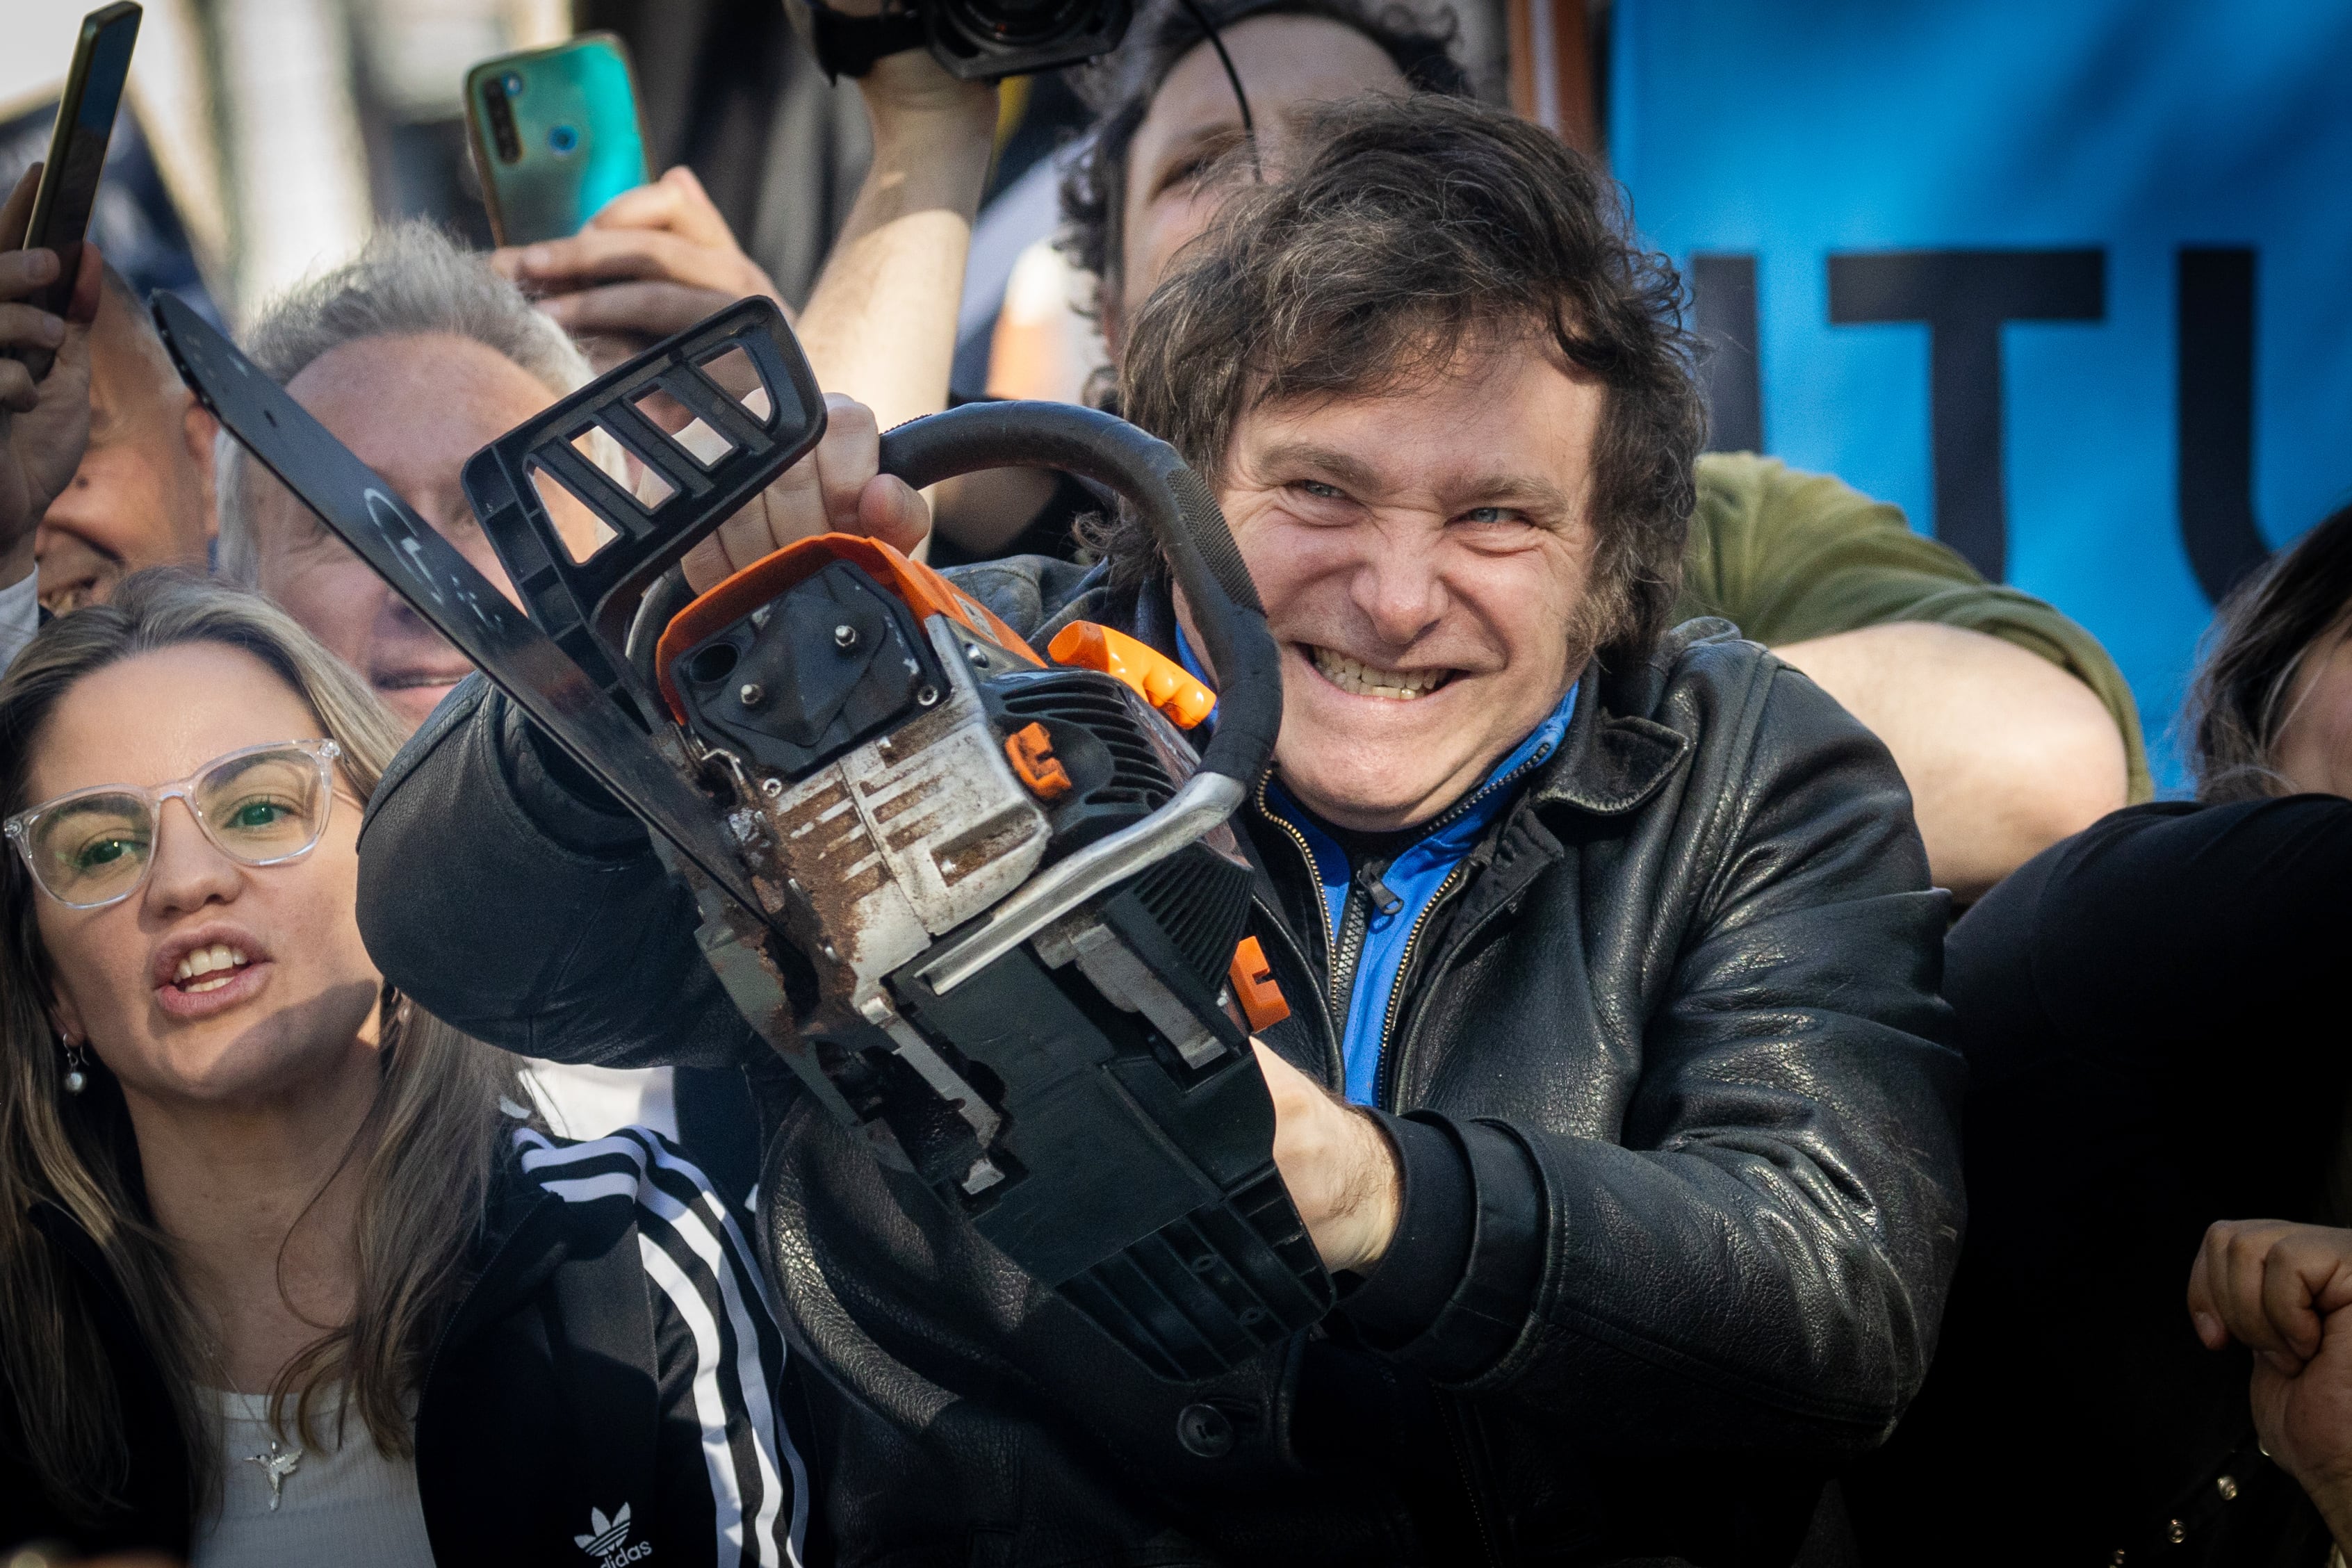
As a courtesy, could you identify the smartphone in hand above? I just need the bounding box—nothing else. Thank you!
[465,33,650,248]
[10,3,141,382]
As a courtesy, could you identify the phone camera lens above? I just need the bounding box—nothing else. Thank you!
[500,72,525,97]
[484,80,523,163]
[548,124,580,155]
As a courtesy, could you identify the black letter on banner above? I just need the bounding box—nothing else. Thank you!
[1692,254,1763,454]
[2178,247,2269,602]
[1829,249,2105,580]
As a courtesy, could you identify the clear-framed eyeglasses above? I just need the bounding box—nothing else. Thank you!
[4,740,345,910]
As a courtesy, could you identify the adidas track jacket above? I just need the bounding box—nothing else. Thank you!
[3,1124,808,1568]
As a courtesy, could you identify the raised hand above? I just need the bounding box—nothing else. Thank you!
[0,164,101,585]
[495,165,785,371]
[678,393,930,592]
[2190,1218,2352,1546]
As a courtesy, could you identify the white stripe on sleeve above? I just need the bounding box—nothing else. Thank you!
[516,1128,801,1568]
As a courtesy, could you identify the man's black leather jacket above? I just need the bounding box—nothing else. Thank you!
[357,559,1964,1567]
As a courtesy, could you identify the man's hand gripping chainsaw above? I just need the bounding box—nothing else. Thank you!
[155,294,1334,1380]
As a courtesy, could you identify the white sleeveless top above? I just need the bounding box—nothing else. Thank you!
[191,1387,435,1567]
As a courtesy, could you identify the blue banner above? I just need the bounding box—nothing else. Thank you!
[1611,0,2352,789]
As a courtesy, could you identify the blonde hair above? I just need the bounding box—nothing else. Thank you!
[0,571,528,1521]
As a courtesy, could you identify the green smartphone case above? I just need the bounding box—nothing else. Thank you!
[466,33,650,247]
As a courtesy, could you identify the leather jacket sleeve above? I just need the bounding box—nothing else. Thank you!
[1368,658,1965,1457]
[356,674,754,1072]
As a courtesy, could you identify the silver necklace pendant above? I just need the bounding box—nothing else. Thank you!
[243,1439,303,1511]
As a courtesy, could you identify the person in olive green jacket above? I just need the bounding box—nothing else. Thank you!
[1686,452,2144,898]
[612,0,2141,901]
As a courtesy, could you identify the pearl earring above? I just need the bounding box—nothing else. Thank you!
[60,1038,89,1095]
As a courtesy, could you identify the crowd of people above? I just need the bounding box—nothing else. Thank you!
[0,2,2346,1565]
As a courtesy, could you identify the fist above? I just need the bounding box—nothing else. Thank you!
[2189,1219,2352,1514]
[1254,1041,1400,1275]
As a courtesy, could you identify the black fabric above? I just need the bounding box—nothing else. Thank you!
[0,1209,193,1559]
[802,3,927,79]
[925,471,1101,567]
[1342,1112,1479,1347]
[673,1063,764,1208]
[359,679,749,1074]
[496,699,765,1208]
[357,557,1963,1565]
[1847,797,2352,1568]
[1,1130,795,1567]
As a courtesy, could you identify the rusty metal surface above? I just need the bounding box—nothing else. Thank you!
[733,616,1050,1013]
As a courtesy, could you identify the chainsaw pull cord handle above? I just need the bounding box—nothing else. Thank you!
[875,401,1280,791]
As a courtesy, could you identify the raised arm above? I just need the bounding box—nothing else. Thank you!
[792,46,999,432]
[1687,452,2143,899]
[1774,621,2127,901]
[0,165,99,631]
[488,33,995,436]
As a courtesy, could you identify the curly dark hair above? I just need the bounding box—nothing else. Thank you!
[2186,502,2352,802]
[1113,93,1706,664]
[1056,0,1472,313]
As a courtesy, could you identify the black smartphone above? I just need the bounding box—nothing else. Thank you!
[10,3,142,381]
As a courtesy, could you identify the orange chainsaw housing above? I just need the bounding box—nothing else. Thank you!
[655,533,1227,740]
[655,533,1045,723]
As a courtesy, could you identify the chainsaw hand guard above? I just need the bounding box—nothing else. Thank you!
[158,294,1333,1382]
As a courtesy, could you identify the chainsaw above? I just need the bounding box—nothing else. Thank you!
[155,294,1334,1381]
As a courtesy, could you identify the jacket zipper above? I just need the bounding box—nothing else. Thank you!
[1329,878,1371,1015]
[1442,1394,1504,1567]
[1369,739,1555,1108]
[1369,860,1469,1107]
[1249,888,1344,1084]
[1254,774,1344,1056]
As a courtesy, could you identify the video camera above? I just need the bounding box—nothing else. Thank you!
[797,0,1130,83]
[155,295,1332,1382]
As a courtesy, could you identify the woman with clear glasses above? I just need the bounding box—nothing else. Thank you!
[0,572,805,1567]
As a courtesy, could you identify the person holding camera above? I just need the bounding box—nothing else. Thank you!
[358,93,1964,1562]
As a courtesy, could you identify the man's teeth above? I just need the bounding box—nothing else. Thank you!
[1309,646,1449,701]
[173,944,251,993]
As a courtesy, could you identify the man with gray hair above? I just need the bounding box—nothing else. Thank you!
[218,220,779,1174]
[213,221,609,729]
[219,220,906,731]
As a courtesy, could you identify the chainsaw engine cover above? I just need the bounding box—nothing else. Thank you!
[671,560,945,781]
[654,534,1332,1378]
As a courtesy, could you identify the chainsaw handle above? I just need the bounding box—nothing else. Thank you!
[877,402,1279,789]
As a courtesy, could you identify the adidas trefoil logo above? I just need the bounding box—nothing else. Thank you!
[575,1502,652,1565]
